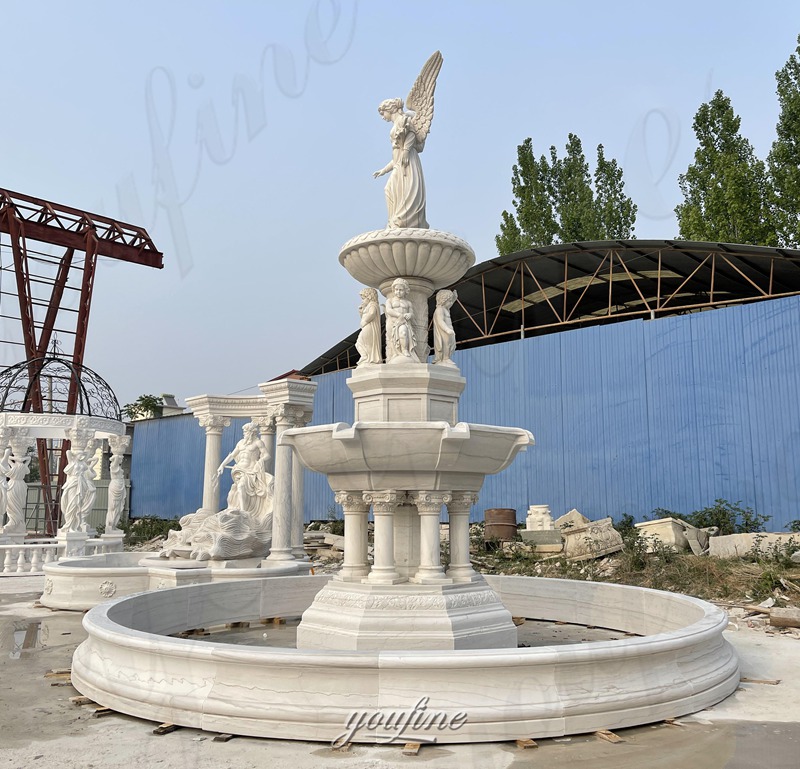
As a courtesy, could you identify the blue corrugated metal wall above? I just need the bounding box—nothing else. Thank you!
[131,295,800,530]
[130,414,249,519]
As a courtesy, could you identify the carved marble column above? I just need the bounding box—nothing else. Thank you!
[4,429,34,539]
[364,490,402,584]
[265,405,296,563]
[333,490,370,582]
[410,491,452,584]
[291,413,311,560]
[255,416,276,476]
[446,491,480,583]
[197,415,230,513]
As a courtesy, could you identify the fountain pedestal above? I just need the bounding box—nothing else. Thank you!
[296,580,517,651]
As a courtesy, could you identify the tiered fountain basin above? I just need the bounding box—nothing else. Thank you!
[41,552,299,611]
[280,421,533,491]
[338,228,475,290]
[71,574,739,743]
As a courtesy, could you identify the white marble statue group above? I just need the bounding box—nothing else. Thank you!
[162,421,275,561]
[356,51,460,368]
[0,429,130,539]
[59,431,130,535]
[356,281,457,367]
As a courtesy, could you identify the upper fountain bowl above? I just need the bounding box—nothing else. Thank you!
[339,228,475,291]
[280,420,533,492]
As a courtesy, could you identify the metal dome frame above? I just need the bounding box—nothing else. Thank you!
[0,357,121,421]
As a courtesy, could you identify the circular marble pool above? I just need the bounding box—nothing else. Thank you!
[71,574,738,744]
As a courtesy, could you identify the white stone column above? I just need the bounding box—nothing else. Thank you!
[393,502,420,580]
[333,490,370,582]
[197,415,230,513]
[256,416,276,476]
[411,491,452,584]
[364,490,403,584]
[446,491,480,583]
[265,406,296,563]
[291,413,310,560]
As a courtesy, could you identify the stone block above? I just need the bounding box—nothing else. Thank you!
[708,532,800,558]
[634,517,709,553]
[520,530,563,545]
[555,509,590,531]
[561,517,623,561]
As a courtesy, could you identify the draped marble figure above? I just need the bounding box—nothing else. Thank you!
[0,446,11,529]
[432,289,457,365]
[105,453,126,532]
[5,452,29,534]
[355,287,382,366]
[373,51,442,229]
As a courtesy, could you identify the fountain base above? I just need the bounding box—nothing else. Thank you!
[296,578,517,651]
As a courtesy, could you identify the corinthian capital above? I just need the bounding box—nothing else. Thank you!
[335,490,370,513]
[196,414,230,434]
[363,489,400,514]
[412,490,452,514]
[447,491,478,514]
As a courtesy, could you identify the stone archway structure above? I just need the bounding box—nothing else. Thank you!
[185,376,317,571]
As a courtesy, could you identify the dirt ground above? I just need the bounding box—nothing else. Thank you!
[1,575,799,769]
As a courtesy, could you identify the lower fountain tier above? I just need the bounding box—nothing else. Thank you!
[295,578,517,651]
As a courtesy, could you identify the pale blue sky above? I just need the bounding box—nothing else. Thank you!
[1,1,798,405]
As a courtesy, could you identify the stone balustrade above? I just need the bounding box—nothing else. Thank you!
[0,537,123,574]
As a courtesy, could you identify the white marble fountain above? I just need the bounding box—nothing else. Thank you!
[71,52,739,743]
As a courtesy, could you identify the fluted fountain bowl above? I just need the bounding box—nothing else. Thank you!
[280,421,533,491]
[338,228,476,290]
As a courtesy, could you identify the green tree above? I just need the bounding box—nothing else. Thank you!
[594,144,638,239]
[768,34,800,247]
[551,134,599,242]
[122,394,164,421]
[496,135,636,254]
[676,90,778,245]
[496,138,557,254]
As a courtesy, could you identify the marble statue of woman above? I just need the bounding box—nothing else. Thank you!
[5,452,30,534]
[60,448,90,533]
[373,51,443,229]
[355,287,382,366]
[0,447,11,529]
[385,278,419,363]
[79,449,99,533]
[432,289,457,365]
[105,454,126,532]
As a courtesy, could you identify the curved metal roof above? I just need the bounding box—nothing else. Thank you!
[301,240,800,376]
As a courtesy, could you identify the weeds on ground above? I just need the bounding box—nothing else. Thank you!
[471,528,800,605]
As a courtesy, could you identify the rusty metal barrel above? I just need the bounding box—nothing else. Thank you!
[483,508,518,541]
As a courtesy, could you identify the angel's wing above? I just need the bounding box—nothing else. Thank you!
[405,51,443,152]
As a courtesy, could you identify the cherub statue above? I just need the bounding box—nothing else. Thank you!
[385,278,419,363]
[373,51,443,229]
[432,289,458,365]
[355,287,382,366]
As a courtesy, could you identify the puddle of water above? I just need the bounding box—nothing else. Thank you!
[186,618,633,650]
[2,618,49,659]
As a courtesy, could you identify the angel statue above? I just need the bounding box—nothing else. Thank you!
[373,51,443,229]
